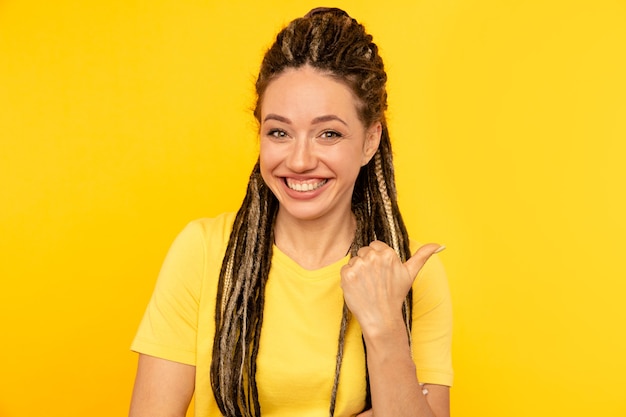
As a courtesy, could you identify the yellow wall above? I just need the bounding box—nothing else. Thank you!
[1,0,625,416]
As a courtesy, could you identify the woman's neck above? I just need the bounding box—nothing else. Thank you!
[273,209,356,271]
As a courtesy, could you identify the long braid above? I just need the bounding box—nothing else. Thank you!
[371,127,413,339]
[212,8,414,416]
[211,161,277,416]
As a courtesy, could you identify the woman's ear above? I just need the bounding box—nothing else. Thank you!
[361,121,382,166]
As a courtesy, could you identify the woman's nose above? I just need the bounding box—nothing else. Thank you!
[285,138,317,172]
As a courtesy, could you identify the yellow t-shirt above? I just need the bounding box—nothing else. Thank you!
[131,212,453,417]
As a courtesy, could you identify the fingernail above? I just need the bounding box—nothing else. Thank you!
[434,245,446,254]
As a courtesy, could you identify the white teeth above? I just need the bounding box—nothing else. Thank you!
[286,179,327,192]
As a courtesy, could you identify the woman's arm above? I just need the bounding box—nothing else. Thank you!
[356,384,449,417]
[129,354,196,417]
[341,241,450,417]
[358,319,449,417]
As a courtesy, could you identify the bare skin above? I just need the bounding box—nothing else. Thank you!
[343,241,450,417]
[129,354,195,417]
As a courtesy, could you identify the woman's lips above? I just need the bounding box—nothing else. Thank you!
[284,178,328,192]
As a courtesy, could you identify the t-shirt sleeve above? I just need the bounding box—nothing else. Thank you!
[131,221,207,366]
[410,243,454,386]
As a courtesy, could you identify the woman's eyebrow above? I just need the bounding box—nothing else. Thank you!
[263,113,348,127]
[311,115,348,127]
[263,113,291,124]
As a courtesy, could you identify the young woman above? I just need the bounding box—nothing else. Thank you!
[129,8,452,417]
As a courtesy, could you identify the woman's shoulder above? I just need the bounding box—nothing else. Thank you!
[155,212,236,288]
[182,212,236,245]
[164,212,236,265]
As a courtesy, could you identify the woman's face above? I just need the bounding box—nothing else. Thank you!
[259,65,381,223]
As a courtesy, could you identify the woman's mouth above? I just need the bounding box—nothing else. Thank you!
[284,178,328,192]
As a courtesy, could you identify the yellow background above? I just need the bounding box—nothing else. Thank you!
[1,0,625,416]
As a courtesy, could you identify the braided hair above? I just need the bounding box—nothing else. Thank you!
[210,8,412,416]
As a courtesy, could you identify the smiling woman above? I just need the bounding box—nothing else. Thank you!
[129,7,452,417]
[259,66,381,226]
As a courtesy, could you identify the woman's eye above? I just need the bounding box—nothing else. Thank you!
[320,131,342,139]
[268,129,287,138]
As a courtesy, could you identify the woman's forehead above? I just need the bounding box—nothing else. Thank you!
[260,66,364,123]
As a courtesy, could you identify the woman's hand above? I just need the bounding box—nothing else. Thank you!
[340,241,443,337]
[341,241,449,417]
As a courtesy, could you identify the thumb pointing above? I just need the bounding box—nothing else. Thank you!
[404,244,445,280]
